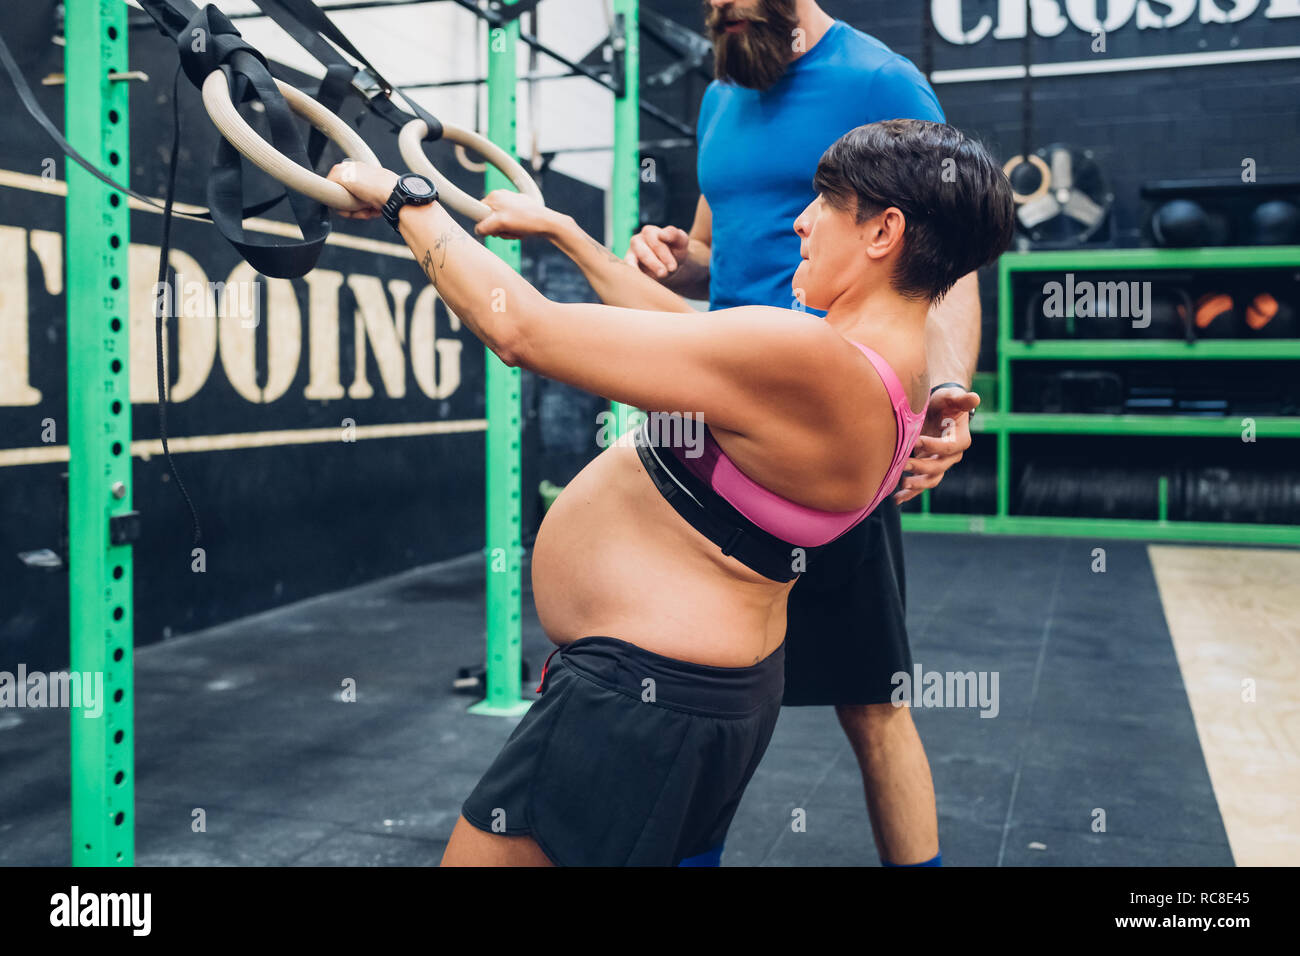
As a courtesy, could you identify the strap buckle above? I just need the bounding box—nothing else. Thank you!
[351,66,387,100]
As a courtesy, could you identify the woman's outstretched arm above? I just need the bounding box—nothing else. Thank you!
[326,163,846,437]
[474,189,697,314]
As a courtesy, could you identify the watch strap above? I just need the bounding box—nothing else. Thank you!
[382,175,436,231]
[929,381,969,395]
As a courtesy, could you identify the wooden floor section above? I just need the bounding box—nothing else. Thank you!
[1148,545,1300,867]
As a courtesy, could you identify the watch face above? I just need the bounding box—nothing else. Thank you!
[402,175,434,197]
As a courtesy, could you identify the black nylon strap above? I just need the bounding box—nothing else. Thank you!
[1021,2,1034,164]
[138,0,443,139]
[0,26,288,224]
[632,422,807,583]
[306,63,359,169]
[181,7,330,279]
[124,0,454,275]
[0,29,180,215]
[260,0,380,79]
[155,66,203,549]
[255,0,443,141]
[135,0,199,39]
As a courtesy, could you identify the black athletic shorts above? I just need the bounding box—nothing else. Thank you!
[782,503,911,707]
[461,636,785,866]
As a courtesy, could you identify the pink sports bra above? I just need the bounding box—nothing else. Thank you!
[673,342,927,547]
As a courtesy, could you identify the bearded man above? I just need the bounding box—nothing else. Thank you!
[626,0,985,868]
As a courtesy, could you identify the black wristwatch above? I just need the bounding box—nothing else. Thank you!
[382,174,438,231]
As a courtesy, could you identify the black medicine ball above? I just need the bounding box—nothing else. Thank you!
[1152,199,1229,248]
[1247,200,1300,246]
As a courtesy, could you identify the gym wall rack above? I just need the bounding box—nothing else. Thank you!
[52,0,645,866]
[903,245,1300,547]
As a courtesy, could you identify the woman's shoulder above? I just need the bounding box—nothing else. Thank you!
[847,338,929,417]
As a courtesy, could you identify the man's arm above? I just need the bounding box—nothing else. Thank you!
[474,189,699,313]
[548,221,702,314]
[925,271,981,388]
[548,216,699,314]
[896,271,982,504]
[624,194,713,301]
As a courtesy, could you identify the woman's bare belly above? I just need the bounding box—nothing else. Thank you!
[531,439,792,668]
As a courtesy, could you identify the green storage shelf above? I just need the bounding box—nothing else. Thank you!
[970,411,1300,436]
[1000,245,1300,272]
[995,413,1300,437]
[901,513,1299,547]
[1003,340,1300,360]
[933,247,1300,546]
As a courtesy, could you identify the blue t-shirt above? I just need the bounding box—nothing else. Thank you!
[697,20,945,312]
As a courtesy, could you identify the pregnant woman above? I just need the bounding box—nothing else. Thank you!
[329,119,1013,866]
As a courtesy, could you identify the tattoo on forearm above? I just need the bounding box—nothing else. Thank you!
[434,230,465,268]
[419,230,470,286]
[585,233,625,266]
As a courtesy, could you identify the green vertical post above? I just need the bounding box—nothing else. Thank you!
[609,0,640,435]
[65,0,134,865]
[996,259,1012,518]
[471,0,530,716]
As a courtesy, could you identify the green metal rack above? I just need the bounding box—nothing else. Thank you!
[608,0,641,438]
[473,0,531,717]
[902,246,1300,546]
[65,0,135,866]
[475,0,641,713]
[52,0,641,864]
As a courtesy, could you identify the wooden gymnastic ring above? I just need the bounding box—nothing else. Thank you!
[201,71,381,212]
[399,118,543,222]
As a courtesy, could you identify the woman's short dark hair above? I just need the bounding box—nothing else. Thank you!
[812,119,1015,302]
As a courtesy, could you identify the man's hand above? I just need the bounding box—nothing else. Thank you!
[624,224,691,279]
[894,387,980,505]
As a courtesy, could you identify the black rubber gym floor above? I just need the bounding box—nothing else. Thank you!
[0,533,1233,866]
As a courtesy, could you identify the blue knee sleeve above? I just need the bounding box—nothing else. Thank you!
[678,843,724,867]
[881,851,942,867]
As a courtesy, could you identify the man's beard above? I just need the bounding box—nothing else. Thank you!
[705,0,801,91]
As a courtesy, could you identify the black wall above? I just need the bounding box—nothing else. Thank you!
[5,0,1298,671]
[0,2,604,671]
